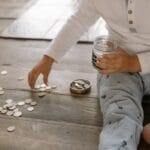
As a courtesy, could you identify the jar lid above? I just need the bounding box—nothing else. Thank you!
[70,79,91,94]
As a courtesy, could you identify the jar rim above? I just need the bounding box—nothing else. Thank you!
[94,35,118,51]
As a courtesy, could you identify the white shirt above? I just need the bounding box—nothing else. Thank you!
[45,0,150,75]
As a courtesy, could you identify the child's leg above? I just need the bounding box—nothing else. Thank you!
[97,73,144,150]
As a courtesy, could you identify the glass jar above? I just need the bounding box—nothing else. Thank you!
[92,35,118,69]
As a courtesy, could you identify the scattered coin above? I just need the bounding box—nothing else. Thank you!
[5,103,15,108]
[13,108,19,113]
[25,98,33,104]
[51,85,57,89]
[7,126,15,132]
[39,88,46,92]
[6,111,14,116]
[45,86,52,91]
[3,105,7,109]
[18,76,24,81]
[38,92,46,97]
[30,101,37,106]
[9,105,16,110]
[17,101,25,106]
[0,87,3,91]
[1,70,7,75]
[6,99,13,104]
[27,107,34,112]
[40,84,47,88]
[1,109,7,114]
[35,85,41,89]
[13,111,22,117]
[0,91,4,95]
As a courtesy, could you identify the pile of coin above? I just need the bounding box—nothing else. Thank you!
[0,70,57,132]
[0,98,38,118]
[35,84,57,97]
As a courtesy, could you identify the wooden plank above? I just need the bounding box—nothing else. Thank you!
[0,41,97,97]
[0,40,95,73]
[0,0,107,42]
[0,19,14,32]
[0,89,101,126]
[0,116,100,150]
[1,0,70,38]
[0,0,35,19]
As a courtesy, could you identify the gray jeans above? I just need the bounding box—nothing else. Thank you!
[97,72,150,150]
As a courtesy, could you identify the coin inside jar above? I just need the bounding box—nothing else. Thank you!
[92,35,117,70]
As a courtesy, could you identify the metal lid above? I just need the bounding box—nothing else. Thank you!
[70,79,91,94]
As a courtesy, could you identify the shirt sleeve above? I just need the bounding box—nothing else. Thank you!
[137,52,150,75]
[45,0,100,62]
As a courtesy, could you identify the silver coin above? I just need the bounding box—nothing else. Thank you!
[7,126,15,132]
[0,87,3,91]
[0,91,4,95]
[45,86,52,91]
[39,88,46,92]
[1,70,7,75]
[4,103,15,108]
[5,99,13,104]
[35,85,41,89]
[18,76,24,81]
[9,105,16,110]
[6,111,14,116]
[30,101,37,106]
[25,98,33,104]
[27,107,34,111]
[1,109,7,114]
[38,92,46,97]
[13,111,22,117]
[3,104,7,109]
[40,84,47,88]
[51,85,57,89]
[13,108,19,112]
[17,101,25,106]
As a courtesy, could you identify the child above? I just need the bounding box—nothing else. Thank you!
[28,0,150,149]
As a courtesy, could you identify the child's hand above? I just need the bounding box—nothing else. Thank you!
[96,47,141,74]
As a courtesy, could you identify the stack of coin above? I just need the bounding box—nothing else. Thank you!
[34,84,57,98]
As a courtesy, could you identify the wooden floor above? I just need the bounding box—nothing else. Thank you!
[0,0,149,149]
[0,0,107,42]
